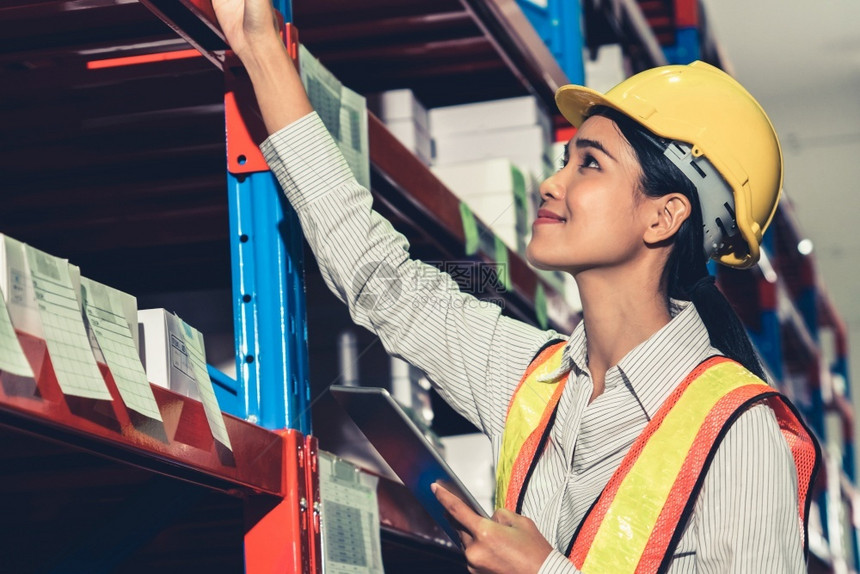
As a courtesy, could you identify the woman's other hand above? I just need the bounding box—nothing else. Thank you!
[433,483,553,574]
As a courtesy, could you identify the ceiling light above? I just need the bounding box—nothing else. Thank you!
[797,239,814,255]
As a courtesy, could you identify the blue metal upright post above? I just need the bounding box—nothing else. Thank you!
[516,0,585,85]
[224,3,311,433]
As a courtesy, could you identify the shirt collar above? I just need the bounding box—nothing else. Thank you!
[537,300,717,417]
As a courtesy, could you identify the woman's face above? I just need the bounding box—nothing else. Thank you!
[526,114,652,275]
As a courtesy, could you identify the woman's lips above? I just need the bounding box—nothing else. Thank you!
[534,208,566,225]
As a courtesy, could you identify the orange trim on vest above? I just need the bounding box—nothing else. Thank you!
[499,352,819,574]
[502,340,568,511]
[503,340,568,422]
[569,357,728,564]
[633,385,777,572]
[766,396,817,527]
[505,380,566,511]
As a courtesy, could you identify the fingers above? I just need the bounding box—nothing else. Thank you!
[432,482,484,535]
[440,506,474,546]
[492,508,517,527]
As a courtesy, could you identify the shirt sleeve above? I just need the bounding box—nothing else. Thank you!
[259,112,559,437]
[694,402,806,573]
[538,551,583,574]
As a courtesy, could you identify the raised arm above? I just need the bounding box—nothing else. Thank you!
[210,0,560,436]
[212,0,311,132]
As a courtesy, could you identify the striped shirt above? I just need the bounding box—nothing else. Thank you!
[261,112,806,573]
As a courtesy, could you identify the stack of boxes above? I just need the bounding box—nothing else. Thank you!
[428,96,553,256]
[367,89,432,166]
[429,158,530,255]
[370,89,582,313]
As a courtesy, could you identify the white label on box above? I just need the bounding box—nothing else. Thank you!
[179,317,232,451]
[81,277,162,421]
[299,44,370,190]
[24,243,111,401]
[0,280,34,378]
[1,235,43,339]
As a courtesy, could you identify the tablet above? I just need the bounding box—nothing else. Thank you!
[326,385,490,546]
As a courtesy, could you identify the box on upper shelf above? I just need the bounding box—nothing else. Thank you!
[431,124,551,177]
[432,158,536,255]
[384,118,433,166]
[368,89,433,166]
[428,95,551,139]
[138,308,201,400]
[429,96,554,179]
[367,88,430,133]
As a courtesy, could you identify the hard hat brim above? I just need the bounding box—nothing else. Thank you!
[555,85,619,129]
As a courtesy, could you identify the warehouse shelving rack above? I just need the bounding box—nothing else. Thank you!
[0,0,855,571]
[0,0,586,570]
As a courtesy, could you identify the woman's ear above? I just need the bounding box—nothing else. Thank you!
[643,193,691,245]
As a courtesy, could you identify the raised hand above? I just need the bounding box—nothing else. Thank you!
[209,0,311,133]
[211,0,280,59]
[433,483,553,574]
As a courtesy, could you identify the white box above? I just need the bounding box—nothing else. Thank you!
[429,95,551,138]
[432,158,520,195]
[433,159,531,254]
[367,88,429,134]
[138,308,200,400]
[384,118,432,165]
[585,44,627,94]
[432,124,549,175]
[548,140,567,169]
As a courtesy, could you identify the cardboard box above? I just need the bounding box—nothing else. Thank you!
[433,159,532,254]
[429,95,551,138]
[138,308,200,400]
[367,88,429,134]
[431,124,550,175]
[384,118,433,165]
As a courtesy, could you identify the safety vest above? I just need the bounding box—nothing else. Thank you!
[496,340,819,574]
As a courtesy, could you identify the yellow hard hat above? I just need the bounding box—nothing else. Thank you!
[555,60,782,269]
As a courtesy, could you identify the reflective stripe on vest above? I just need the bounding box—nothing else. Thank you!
[497,351,819,574]
[495,340,568,512]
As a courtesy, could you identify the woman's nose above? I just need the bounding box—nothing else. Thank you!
[539,176,566,202]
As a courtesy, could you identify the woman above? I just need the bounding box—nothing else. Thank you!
[212,1,818,572]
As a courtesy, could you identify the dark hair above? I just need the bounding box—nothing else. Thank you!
[588,106,766,380]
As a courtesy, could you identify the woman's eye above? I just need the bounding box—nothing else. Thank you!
[579,154,600,170]
[557,143,571,171]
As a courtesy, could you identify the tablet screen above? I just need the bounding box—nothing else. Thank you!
[327,385,489,546]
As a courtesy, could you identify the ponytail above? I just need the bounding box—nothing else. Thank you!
[688,279,766,380]
[590,107,766,380]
